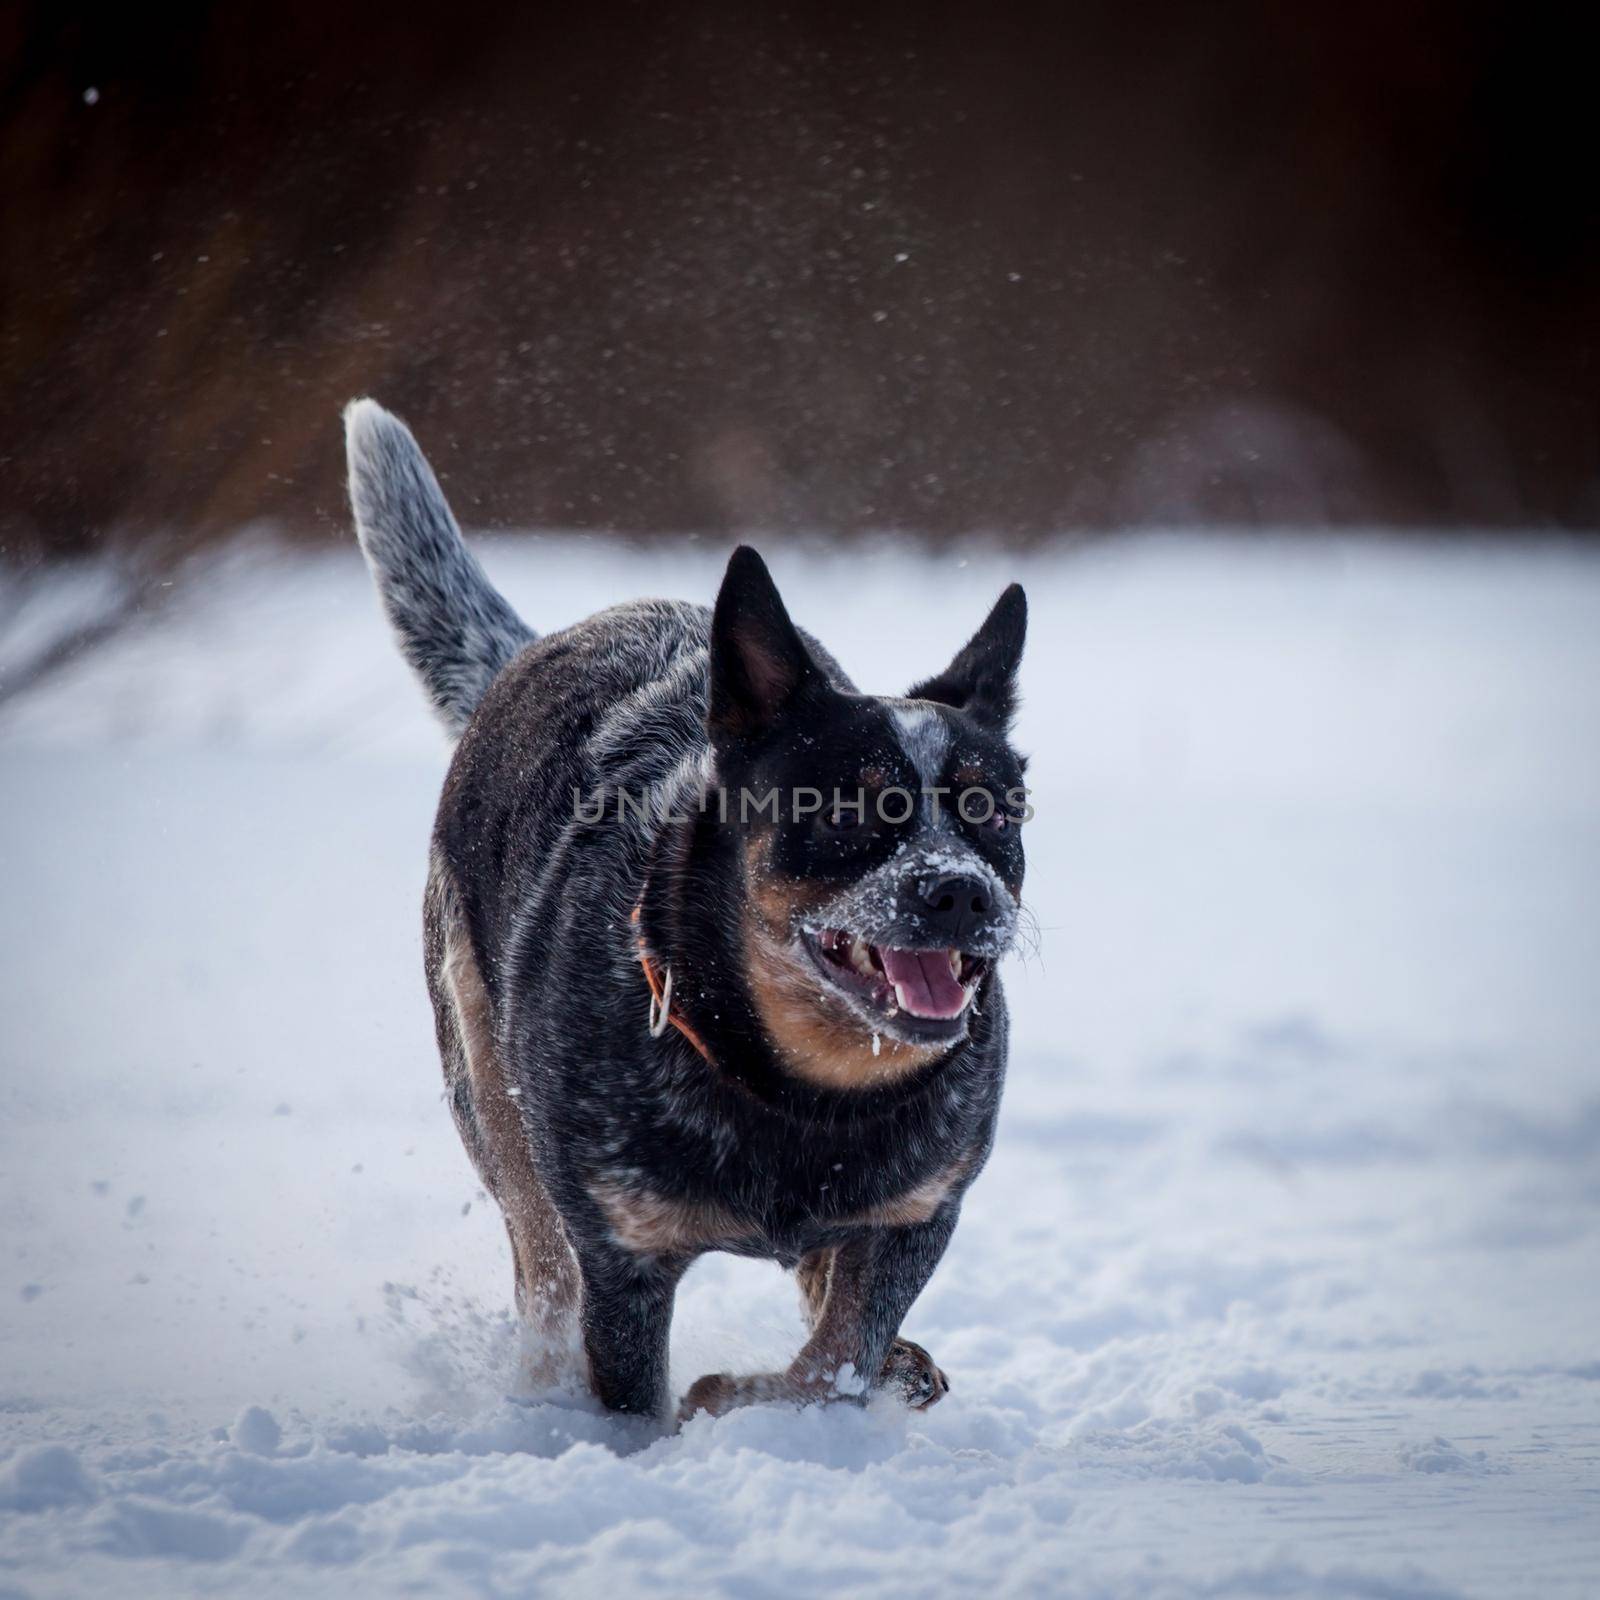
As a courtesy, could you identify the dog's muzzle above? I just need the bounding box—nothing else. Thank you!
[798,849,1016,1041]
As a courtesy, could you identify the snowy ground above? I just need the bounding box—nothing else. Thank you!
[2,533,1597,1599]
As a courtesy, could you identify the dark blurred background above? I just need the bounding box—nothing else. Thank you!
[3,0,1597,557]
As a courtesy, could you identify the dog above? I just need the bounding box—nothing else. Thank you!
[345,399,1028,1422]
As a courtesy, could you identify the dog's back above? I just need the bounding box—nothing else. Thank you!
[438,598,713,994]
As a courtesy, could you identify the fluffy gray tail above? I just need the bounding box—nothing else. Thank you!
[345,399,534,735]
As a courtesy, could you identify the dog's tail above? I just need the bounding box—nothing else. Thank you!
[345,399,534,736]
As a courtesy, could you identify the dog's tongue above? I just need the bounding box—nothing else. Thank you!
[879,947,968,1019]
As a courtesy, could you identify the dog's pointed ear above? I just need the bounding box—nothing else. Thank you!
[908,583,1027,733]
[708,546,820,743]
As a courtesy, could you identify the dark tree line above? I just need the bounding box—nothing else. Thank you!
[2,0,1596,555]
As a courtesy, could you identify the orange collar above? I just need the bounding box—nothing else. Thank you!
[630,901,714,1063]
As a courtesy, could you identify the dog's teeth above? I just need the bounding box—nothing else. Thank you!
[849,936,875,977]
[947,949,961,977]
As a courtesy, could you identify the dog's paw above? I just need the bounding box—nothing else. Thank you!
[676,1367,857,1424]
[679,1351,945,1424]
[676,1372,740,1423]
[881,1338,950,1409]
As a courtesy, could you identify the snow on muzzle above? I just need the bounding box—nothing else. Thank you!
[799,846,1016,1025]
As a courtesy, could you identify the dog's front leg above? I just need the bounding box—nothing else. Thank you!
[678,1211,957,1422]
[798,1244,950,1409]
[576,1242,685,1419]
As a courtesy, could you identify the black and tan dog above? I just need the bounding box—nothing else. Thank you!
[346,400,1028,1422]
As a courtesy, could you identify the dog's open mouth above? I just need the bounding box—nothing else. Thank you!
[803,928,987,1029]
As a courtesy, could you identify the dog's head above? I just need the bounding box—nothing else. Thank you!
[707,548,1028,1086]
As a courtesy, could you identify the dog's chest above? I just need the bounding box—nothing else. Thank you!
[588,1126,969,1262]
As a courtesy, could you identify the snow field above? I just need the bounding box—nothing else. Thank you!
[2,533,1598,1597]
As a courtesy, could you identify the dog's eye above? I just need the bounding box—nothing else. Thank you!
[819,807,867,833]
[956,790,1019,831]
[975,802,1022,833]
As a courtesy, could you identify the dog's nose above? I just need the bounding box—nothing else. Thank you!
[914,873,994,944]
